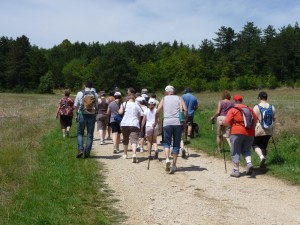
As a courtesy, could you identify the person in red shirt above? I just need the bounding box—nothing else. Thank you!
[220,94,257,178]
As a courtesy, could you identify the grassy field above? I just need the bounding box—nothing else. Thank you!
[190,88,300,184]
[0,93,122,225]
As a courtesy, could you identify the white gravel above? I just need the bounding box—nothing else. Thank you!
[92,136,300,225]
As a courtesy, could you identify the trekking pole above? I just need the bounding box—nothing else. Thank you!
[147,128,155,170]
[220,128,227,173]
[271,136,277,152]
[211,117,215,153]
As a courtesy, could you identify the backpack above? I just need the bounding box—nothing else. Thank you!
[257,104,273,129]
[234,107,254,129]
[80,90,97,114]
[59,97,73,116]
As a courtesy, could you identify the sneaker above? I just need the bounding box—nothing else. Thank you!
[100,141,104,145]
[259,158,266,168]
[246,163,254,175]
[123,154,128,159]
[230,170,240,178]
[140,148,144,153]
[132,154,137,163]
[181,148,186,159]
[154,151,159,159]
[165,161,171,172]
[76,150,83,158]
[169,166,177,174]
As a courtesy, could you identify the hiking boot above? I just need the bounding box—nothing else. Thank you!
[230,170,240,178]
[165,161,171,172]
[132,154,137,163]
[169,166,177,174]
[181,148,187,159]
[246,163,254,175]
[154,150,159,159]
[259,158,266,168]
[76,150,83,158]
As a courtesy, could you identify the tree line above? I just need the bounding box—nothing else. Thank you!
[0,21,299,93]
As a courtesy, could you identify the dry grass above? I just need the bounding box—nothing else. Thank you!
[194,88,300,134]
[0,93,58,207]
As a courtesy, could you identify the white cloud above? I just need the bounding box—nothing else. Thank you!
[0,0,299,48]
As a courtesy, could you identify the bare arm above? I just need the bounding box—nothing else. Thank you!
[155,98,164,123]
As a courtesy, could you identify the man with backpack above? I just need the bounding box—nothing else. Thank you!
[252,91,276,168]
[220,94,257,177]
[74,81,98,158]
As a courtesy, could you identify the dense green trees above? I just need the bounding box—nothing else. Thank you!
[0,22,299,93]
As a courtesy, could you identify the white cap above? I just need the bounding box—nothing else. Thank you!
[148,98,156,105]
[114,91,121,96]
[141,93,148,98]
[165,85,175,92]
[136,96,145,102]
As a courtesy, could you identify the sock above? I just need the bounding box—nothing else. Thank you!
[166,158,170,163]
[246,160,252,164]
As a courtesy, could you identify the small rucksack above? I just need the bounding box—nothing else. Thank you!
[234,107,254,129]
[257,104,273,129]
[80,90,97,114]
[59,97,73,116]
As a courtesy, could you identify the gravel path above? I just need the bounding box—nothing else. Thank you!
[92,136,300,225]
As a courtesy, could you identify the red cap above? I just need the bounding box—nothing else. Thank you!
[233,94,243,102]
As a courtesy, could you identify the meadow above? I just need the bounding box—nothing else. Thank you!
[0,93,122,225]
[191,88,300,184]
[0,88,299,224]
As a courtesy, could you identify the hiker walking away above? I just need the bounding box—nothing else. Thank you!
[252,91,276,168]
[56,89,74,138]
[150,93,160,108]
[136,96,148,152]
[107,92,123,153]
[156,85,188,174]
[211,90,234,153]
[182,88,198,141]
[106,90,116,140]
[74,81,98,158]
[220,94,257,177]
[141,98,159,159]
[119,94,143,163]
[96,91,109,145]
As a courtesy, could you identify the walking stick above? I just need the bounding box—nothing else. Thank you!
[147,128,155,170]
[220,127,227,173]
[211,117,215,153]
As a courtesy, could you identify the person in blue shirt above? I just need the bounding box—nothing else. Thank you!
[182,88,198,140]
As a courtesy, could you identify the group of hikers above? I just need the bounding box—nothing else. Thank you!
[56,80,275,176]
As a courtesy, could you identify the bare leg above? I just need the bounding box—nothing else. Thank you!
[216,136,221,153]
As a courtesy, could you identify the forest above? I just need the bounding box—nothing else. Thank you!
[0,21,299,93]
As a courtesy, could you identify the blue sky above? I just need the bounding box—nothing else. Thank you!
[0,0,299,49]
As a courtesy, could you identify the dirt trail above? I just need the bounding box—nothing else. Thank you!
[92,136,300,225]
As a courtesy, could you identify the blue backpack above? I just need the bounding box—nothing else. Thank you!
[257,104,273,129]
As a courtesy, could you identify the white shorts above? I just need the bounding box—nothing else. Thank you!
[146,126,158,137]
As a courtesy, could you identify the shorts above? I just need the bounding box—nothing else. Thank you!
[146,126,158,136]
[187,116,194,125]
[110,122,121,134]
[60,115,73,129]
[217,116,230,138]
[252,135,271,156]
[121,126,140,145]
[163,125,183,155]
[96,114,109,130]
